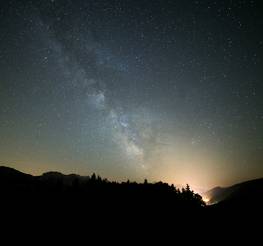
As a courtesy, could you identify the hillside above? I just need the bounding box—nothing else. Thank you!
[204,178,263,207]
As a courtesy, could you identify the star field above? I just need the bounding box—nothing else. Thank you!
[0,0,262,190]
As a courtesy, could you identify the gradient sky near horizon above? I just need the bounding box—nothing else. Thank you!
[0,0,262,190]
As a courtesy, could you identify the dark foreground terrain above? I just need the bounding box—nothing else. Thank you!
[0,166,262,233]
[0,166,205,213]
[204,177,263,207]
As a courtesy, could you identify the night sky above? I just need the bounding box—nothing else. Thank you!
[0,0,262,190]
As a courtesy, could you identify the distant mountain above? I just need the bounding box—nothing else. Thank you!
[204,178,263,207]
[39,171,86,186]
[0,166,33,184]
[0,166,91,186]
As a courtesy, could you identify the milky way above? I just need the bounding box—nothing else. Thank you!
[41,15,156,172]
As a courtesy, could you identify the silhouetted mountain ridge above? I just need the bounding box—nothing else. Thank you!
[39,171,83,185]
[0,166,33,184]
[0,166,206,211]
[1,166,262,216]
[205,178,263,207]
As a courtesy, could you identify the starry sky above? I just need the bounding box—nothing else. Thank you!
[0,0,262,190]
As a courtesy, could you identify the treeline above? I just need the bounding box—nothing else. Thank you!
[0,167,205,210]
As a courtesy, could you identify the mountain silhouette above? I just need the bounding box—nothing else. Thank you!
[0,166,205,211]
[1,165,262,222]
[39,171,84,186]
[204,178,263,209]
[1,165,262,235]
[0,166,33,184]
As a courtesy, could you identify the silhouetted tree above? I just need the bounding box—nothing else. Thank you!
[91,173,96,181]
